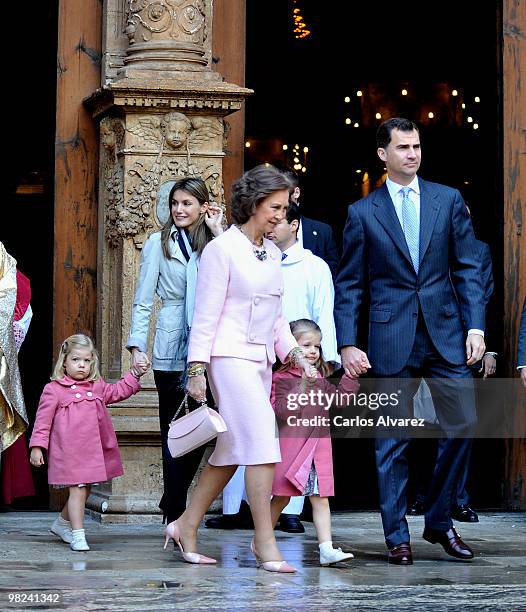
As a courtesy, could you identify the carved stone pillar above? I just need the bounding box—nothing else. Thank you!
[123,0,213,75]
[85,0,250,522]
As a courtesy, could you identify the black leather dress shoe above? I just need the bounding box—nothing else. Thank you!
[387,543,413,565]
[205,501,254,529]
[205,513,245,529]
[451,504,479,523]
[277,514,305,533]
[423,526,474,560]
[407,500,425,516]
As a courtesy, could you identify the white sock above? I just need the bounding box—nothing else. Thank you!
[58,515,71,525]
[319,541,334,554]
[71,529,85,537]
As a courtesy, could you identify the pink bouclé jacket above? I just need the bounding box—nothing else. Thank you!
[271,368,359,497]
[29,372,140,485]
[188,225,297,365]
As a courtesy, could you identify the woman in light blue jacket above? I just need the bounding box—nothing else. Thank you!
[127,177,223,524]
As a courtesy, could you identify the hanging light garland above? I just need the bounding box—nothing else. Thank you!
[292,0,311,39]
[283,142,309,173]
[341,84,482,130]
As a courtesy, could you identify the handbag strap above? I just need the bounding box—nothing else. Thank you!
[172,394,206,421]
[173,394,189,420]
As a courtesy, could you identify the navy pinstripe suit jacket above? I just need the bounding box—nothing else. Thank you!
[334,178,486,375]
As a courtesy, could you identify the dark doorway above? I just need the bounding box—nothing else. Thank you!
[1,1,58,509]
[245,0,504,510]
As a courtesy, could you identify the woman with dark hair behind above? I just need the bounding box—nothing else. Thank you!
[127,176,223,524]
[163,165,315,572]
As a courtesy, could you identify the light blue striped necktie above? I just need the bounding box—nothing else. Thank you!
[400,187,419,273]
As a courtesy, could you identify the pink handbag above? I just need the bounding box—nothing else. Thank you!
[167,395,227,458]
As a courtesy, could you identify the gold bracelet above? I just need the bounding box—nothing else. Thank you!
[288,347,304,367]
[187,362,206,377]
[187,370,205,378]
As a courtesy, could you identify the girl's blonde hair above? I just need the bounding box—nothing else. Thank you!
[51,334,101,381]
[279,319,332,377]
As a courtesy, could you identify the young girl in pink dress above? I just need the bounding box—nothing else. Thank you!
[29,334,147,551]
[270,319,358,566]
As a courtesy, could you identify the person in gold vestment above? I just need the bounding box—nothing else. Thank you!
[0,241,28,457]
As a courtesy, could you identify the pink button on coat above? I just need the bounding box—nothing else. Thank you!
[271,368,359,497]
[29,372,140,485]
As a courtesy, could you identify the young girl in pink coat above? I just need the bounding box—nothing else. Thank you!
[29,334,147,551]
[270,319,358,566]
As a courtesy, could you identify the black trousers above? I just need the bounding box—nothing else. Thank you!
[154,370,207,523]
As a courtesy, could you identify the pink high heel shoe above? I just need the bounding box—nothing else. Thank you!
[163,520,217,564]
[250,539,297,573]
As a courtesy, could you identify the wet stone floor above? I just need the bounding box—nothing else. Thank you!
[0,511,524,610]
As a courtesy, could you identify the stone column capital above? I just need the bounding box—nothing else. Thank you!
[122,0,214,78]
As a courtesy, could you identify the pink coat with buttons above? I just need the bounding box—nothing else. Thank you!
[29,372,140,485]
[271,368,359,497]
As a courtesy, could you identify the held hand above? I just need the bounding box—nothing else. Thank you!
[479,354,496,379]
[131,362,149,378]
[341,346,371,378]
[187,374,207,402]
[466,333,486,366]
[520,368,526,389]
[204,203,224,237]
[132,348,150,370]
[297,356,317,379]
[30,447,44,467]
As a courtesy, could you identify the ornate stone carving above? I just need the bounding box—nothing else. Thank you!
[117,96,243,111]
[123,0,212,71]
[160,111,192,149]
[87,88,247,119]
[126,111,223,154]
[101,116,156,246]
[125,0,207,44]
[101,118,127,246]
[125,155,160,243]
[101,110,225,248]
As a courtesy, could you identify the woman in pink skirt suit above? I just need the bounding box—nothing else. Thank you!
[164,165,314,572]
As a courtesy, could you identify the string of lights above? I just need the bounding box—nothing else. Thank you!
[283,143,309,173]
[339,85,484,194]
[291,0,311,39]
[343,86,482,130]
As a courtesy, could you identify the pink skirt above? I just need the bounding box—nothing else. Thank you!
[207,357,280,466]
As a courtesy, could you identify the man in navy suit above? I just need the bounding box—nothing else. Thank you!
[335,118,486,564]
[518,298,526,387]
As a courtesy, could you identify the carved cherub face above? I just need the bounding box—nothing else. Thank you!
[161,114,192,149]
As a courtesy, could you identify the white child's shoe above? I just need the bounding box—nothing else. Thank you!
[70,529,90,551]
[319,541,354,566]
[50,516,73,544]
